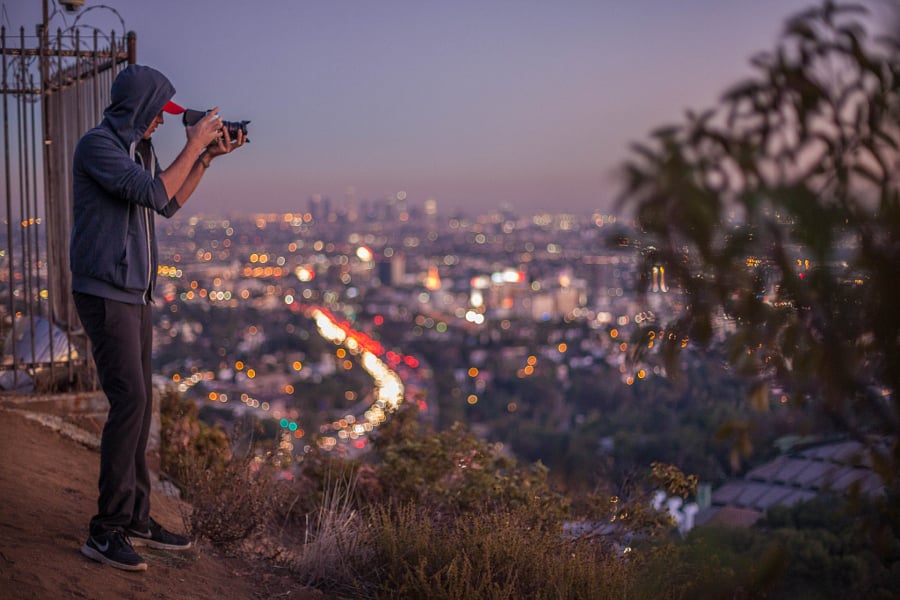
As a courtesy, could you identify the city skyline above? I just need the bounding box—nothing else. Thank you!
[2,0,861,216]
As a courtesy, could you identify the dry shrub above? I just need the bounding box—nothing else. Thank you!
[159,390,285,550]
[159,388,230,488]
[286,473,367,593]
[180,452,280,550]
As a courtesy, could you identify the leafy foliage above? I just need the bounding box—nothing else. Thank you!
[159,387,231,485]
[637,495,900,599]
[366,403,571,523]
[284,404,704,599]
[619,0,900,481]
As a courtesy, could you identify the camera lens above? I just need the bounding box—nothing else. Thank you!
[223,119,250,138]
[181,109,250,142]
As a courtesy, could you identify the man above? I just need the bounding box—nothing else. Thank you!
[70,64,246,571]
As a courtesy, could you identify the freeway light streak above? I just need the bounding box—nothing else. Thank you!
[303,305,407,452]
[169,303,408,458]
[309,305,405,414]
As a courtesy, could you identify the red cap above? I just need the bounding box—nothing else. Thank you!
[162,99,185,115]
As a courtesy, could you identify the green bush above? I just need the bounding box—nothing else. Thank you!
[159,387,230,487]
[635,494,900,600]
[367,404,570,524]
[280,405,700,598]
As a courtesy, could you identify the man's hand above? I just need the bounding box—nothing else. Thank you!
[206,121,247,160]
[185,105,225,151]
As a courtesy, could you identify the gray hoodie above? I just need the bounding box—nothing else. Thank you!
[70,64,182,304]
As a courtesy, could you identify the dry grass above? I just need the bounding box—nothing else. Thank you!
[285,473,368,593]
[157,395,681,598]
[349,505,632,600]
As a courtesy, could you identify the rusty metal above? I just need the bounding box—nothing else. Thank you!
[1,9,134,392]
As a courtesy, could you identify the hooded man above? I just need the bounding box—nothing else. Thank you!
[71,64,246,571]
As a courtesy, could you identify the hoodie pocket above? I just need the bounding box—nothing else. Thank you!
[117,229,150,292]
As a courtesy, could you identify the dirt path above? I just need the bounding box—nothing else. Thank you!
[0,409,330,600]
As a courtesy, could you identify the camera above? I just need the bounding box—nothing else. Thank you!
[182,109,250,141]
[59,0,85,12]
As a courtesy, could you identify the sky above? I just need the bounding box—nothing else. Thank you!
[1,0,874,217]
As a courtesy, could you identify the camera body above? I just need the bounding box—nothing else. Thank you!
[182,109,250,141]
[59,0,86,12]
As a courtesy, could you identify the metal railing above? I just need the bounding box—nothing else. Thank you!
[1,17,134,392]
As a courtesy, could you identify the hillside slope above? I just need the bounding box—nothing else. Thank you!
[0,408,329,600]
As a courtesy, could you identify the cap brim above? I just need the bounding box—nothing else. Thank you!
[162,100,185,115]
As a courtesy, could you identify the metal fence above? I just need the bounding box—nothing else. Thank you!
[1,22,134,392]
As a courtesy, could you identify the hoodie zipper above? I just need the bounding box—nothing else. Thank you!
[143,143,157,304]
[132,141,154,304]
[143,205,152,304]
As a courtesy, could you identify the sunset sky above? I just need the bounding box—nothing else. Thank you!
[2,0,867,216]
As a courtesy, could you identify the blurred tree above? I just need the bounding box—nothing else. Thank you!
[619,1,899,483]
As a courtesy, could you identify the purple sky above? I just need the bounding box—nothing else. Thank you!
[2,0,869,216]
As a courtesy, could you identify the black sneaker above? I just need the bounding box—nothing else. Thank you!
[126,517,192,550]
[81,529,148,571]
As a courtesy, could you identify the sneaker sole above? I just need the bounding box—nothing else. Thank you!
[128,536,192,551]
[81,544,148,571]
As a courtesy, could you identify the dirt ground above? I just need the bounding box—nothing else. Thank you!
[0,408,332,600]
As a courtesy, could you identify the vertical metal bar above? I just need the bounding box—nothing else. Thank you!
[38,27,56,390]
[127,30,136,64]
[29,75,42,326]
[91,29,100,118]
[44,32,60,386]
[22,50,41,388]
[52,27,64,389]
[1,27,17,388]
[33,69,57,387]
[17,27,36,385]
[48,36,64,388]
[24,77,40,386]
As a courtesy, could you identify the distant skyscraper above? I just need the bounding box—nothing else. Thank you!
[345,186,358,222]
[391,252,407,286]
[376,252,406,287]
[382,195,396,221]
[308,194,323,221]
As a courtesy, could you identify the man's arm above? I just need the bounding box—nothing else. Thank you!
[158,106,222,200]
[169,153,212,208]
[167,112,248,208]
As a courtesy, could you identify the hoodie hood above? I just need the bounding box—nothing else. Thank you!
[103,65,176,146]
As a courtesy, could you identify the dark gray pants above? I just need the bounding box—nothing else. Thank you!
[73,292,153,535]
